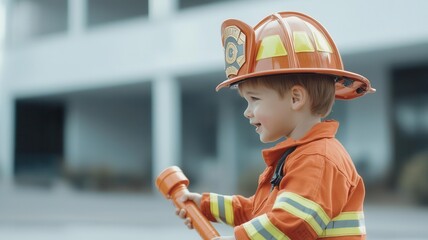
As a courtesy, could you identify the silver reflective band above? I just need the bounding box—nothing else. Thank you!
[274,192,365,237]
[252,218,281,240]
[278,197,327,230]
[217,195,227,223]
[326,219,362,229]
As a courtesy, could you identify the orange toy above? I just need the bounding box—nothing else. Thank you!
[156,166,220,240]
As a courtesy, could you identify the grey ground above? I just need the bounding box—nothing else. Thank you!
[1,186,427,240]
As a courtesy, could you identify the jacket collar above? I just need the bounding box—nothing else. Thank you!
[262,120,339,166]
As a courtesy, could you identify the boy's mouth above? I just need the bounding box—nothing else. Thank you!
[252,123,261,131]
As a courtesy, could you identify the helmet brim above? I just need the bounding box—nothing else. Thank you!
[216,68,375,100]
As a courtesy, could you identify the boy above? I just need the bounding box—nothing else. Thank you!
[177,12,375,240]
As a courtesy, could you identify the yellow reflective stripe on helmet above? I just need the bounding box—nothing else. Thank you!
[320,212,366,238]
[243,214,290,240]
[304,22,332,53]
[209,193,234,226]
[273,192,330,235]
[293,31,315,53]
[256,35,288,60]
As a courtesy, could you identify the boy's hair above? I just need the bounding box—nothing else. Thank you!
[238,74,336,117]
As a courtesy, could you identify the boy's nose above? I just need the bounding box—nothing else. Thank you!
[244,106,253,119]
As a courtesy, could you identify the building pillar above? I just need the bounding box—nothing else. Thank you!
[149,0,177,20]
[68,0,86,36]
[0,0,14,189]
[0,91,14,189]
[152,75,181,182]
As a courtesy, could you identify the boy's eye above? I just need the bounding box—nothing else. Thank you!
[250,96,260,101]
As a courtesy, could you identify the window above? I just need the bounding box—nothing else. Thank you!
[10,0,68,43]
[391,63,428,187]
[14,100,65,186]
[87,0,148,27]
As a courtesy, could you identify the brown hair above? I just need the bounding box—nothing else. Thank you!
[237,74,336,117]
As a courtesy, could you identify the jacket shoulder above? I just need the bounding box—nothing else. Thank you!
[289,138,360,185]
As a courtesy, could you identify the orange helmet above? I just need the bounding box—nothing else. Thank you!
[216,12,375,100]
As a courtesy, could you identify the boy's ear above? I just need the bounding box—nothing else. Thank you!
[290,85,307,110]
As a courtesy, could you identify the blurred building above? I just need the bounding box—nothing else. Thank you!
[1,0,428,195]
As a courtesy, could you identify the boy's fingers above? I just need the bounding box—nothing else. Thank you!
[187,192,199,201]
[180,195,188,202]
[180,193,196,202]
[184,217,193,229]
[178,209,187,218]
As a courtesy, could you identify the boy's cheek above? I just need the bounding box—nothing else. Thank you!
[257,115,269,126]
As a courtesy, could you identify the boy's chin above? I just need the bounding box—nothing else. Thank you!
[259,135,281,143]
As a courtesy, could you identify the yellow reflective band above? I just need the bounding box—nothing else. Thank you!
[274,192,365,238]
[293,31,315,53]
[223,195,234,226]
[304,22,332,53]
[258,215,290,240]
[210,193,235,226]
[210,193,222,223]
[243,220,267,240]
[320,211,366,238]
[274,192,330,235]
[333,212,364,221]
[256,35,288,60]
[243,214,290,240]
[321,226,366,238]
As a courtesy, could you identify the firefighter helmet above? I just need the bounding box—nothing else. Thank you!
[216,12,375,100]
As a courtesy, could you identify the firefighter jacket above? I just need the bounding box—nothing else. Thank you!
[200,120,366,239]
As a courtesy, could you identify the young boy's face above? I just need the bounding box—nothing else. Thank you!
[240,83,294,143]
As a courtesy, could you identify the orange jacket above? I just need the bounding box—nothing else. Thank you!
[200,121,366,239]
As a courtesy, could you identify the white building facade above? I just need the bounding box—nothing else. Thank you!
[1,0,428,194]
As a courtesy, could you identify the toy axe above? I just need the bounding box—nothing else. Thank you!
[156,166,220,240]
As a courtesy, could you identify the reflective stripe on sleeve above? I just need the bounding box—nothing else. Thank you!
[243,214,290,240]
[320,212,366,238]
[273,192,365,237]
[273,192,330,235]
[209,193,234,226]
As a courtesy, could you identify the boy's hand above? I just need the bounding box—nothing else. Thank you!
[175,192,202,229]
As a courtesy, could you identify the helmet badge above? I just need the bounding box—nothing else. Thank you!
[223,25,246,78]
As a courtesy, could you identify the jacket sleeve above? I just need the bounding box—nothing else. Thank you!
[234,154,352,240]
[200,192,255,226]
